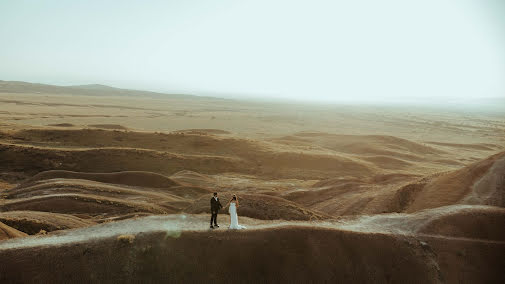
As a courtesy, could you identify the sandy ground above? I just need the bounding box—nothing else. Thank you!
[0,82,504,283]
[1,204,504,251]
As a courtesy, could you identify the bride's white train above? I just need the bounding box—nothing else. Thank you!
[228,196,246,230]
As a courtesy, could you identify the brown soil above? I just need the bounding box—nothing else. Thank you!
[88,124,128,130]
[1,87,504,283]
[185,193,329,220]
[48,123,75,127]
[402,151,505,212]
[0,227,445,283]
[1,194,171,216]
[0,211,95,235]
[20,170,180,189]
[175,128,232,135]
[420,235,505,284]
[418,206,505,241]
[0,221,27,240]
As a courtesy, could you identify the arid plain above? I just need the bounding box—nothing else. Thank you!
[0,80,504,283]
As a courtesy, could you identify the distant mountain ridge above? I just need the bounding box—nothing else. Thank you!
[0,80,199,99]
[70,84,117,90]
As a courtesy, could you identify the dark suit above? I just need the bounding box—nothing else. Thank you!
[210,197,223,226]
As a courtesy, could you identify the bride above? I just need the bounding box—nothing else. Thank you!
[227,195,246,230]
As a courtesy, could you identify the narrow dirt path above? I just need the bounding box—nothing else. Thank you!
[1,206,503,251]
[464,155,505,206]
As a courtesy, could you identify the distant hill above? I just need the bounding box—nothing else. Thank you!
[0,80,199,99]
[70,84,118,90]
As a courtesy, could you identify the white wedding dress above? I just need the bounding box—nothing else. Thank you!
[228,202,246,230]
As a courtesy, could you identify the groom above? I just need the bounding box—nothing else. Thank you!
[210,192,223,229]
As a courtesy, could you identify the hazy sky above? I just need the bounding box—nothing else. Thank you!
[1,0,504,102]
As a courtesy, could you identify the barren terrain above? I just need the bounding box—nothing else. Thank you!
[0,81,504,283]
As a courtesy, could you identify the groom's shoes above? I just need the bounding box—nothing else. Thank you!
[210,225,214,229]
[214,224,219,228]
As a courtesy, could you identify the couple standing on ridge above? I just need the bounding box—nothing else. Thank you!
[210,192,246,230]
